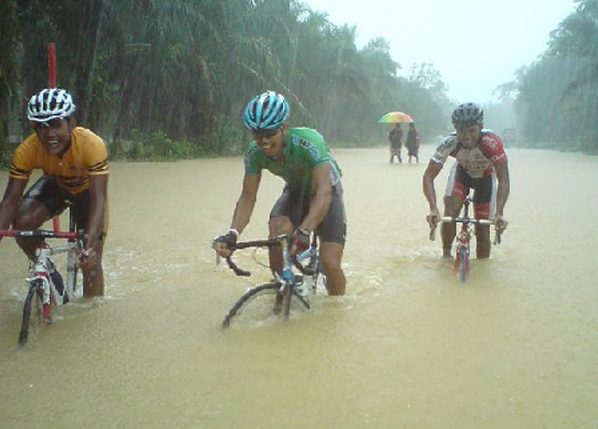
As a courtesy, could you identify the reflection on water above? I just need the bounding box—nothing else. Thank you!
[0,147,597,428]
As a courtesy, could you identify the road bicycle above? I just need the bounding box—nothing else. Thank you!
[219,234,325,329]
[429,194,502,282]
[0,209,83,345]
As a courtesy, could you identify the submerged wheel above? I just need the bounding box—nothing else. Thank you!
[221,283,280,329]
[19,282,42,346]
[221,282,310,329]
[458,246,469,282]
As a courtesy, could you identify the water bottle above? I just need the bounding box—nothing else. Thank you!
[294,280,310,298]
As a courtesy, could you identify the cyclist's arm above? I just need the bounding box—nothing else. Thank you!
[300,163,332,232]
[230,173,261,234]
[84,174,108,250]
[422,160,443,214]
[494,160,510,217]
[0,178,28,240]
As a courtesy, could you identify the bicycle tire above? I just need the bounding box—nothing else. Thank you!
[458,246,468,282]
[64,248,80,304]
[19,282,42,346]
[221,283,281,329]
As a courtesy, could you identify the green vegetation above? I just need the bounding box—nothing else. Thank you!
[0,0,450,163]
[512,0,598,153]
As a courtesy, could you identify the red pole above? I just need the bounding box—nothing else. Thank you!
[48,42,61,231]
[48,42,57,88]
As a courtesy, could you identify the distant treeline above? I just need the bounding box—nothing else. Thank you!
[0,0,596,163]
[0,0,451,162]
[494,0,598,153]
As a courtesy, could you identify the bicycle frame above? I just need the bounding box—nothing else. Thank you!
[0,228,83,345]
[429,195,495,282]
[225,234,319,283]
[220,234,322,328]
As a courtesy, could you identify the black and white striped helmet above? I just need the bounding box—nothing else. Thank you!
[451,102,483,128]
[27,88,76,123]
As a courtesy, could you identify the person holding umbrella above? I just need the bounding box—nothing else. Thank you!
[388,123,403,163]
[378,111,414,164]
[422,102,510,259]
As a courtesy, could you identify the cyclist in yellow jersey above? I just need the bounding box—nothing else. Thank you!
[0,88,109,296]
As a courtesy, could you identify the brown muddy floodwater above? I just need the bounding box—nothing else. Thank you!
[0,145,597,428]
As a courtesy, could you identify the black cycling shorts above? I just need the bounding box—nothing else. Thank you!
[23,176,92,232]
[445,164,496,219]
[269,184,347,245]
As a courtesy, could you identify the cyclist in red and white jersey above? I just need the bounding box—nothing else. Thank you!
[422,102,510,258]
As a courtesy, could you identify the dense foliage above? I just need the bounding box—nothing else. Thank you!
[514,0,598,153]
[0,0,450,162]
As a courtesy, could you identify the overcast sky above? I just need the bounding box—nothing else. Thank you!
[301,0,576,103]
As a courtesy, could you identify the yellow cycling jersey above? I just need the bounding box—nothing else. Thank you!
[10,127,108,195]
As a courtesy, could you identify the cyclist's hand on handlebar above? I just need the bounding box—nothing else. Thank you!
[290,227,310,255]
[427,208,442,241]
[494,215,508,234]
[426,208,441,228]
[78,247,98,270]
[212,229,238,257]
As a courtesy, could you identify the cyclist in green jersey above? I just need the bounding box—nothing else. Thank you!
[213,91,347,295]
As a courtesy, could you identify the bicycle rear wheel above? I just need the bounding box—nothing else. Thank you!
[19,281,42,346]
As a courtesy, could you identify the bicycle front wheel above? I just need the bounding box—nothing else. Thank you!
[63,249,80,303]
[458,246,469,282]
[221,283,282,329]
[19,282,42,346]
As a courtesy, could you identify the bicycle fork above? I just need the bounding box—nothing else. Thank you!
[454,226,471,276]
[28,244,64,323]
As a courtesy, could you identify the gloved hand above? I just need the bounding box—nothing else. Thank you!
[291,227,310,253]
[494,215,508,234]
[212,229,238,257]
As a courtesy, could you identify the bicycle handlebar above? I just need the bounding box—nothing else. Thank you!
[0,229,81,239]
[428,217,503,245]
[222,234,317,277]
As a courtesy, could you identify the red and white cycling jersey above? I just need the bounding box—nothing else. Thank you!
[431,130,507,178]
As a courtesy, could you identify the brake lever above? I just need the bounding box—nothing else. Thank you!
[429,225,437,241]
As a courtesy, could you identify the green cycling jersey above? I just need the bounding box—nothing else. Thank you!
[244,127,342,194]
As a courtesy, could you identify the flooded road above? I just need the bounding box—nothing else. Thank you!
[1,146,597,428]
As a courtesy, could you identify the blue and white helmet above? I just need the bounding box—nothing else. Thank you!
[27,88,76,123]
[243,91,290,130]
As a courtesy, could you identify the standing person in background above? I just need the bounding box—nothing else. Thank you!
[0,88,109,297]
[388,123,403,163]
[422,102,509,259]
[212,91,347,296]
[406,122,420,164]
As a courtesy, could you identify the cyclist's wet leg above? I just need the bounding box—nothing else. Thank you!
[473,183,494,259]
[442,195,462,258]
[320,241,345,295]
[475,224,491,258]
[82,240,105,296]
[267,215,293,276]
